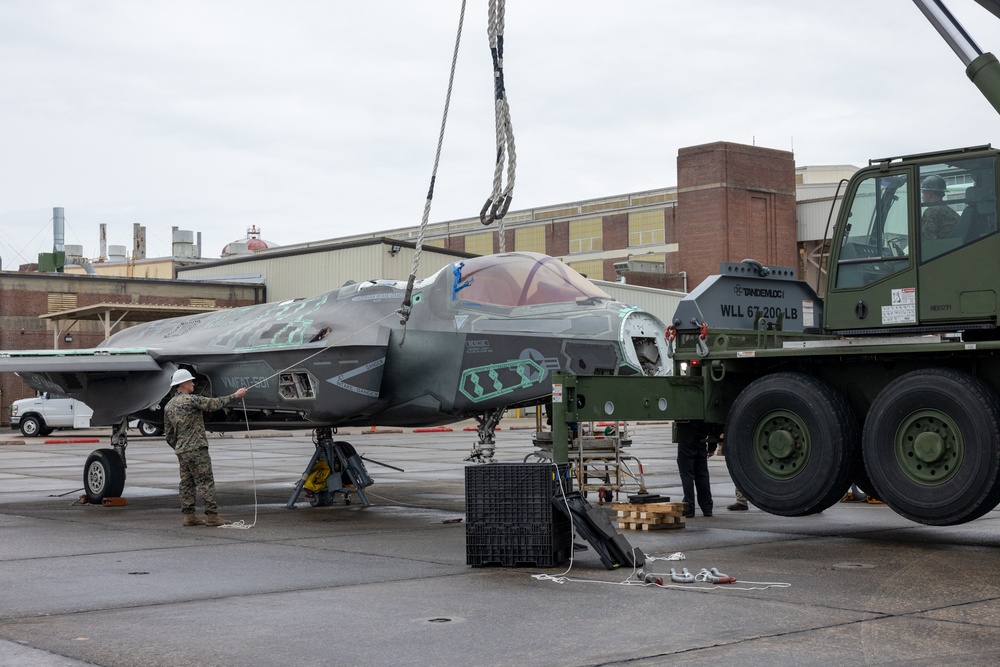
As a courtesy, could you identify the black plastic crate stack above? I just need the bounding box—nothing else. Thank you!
[465,463,572,567]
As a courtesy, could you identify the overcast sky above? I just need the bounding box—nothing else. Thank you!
[2,1,999,271]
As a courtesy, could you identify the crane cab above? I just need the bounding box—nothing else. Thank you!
[824,145,1000,335]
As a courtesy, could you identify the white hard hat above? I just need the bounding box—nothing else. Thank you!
[170,369,196,386]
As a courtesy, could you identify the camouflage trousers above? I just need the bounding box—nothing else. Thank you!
[176,448,218,514]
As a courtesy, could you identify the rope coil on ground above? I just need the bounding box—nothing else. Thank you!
[218,396,258,530]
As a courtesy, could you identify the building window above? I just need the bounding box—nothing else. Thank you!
[568,259,605,279]
[569,218,603,254]
[465,232,494,256]
[918,156,997,263]
[628,210,665,247]
[515,226,546,253]
[631,253,665,265]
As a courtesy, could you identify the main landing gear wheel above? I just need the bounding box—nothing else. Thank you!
[863,369,1000,526]
[84,449,126,504]
[138,421,163,437]
[726,372,858,516]
[308,490,334,507]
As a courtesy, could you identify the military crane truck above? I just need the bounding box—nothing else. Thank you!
[550,143,1000,527]
[548,0,1000,528]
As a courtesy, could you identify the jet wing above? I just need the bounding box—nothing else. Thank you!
[0,348,161,372]
[0,348,173,425]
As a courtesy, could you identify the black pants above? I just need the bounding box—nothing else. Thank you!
[677,439,712,516]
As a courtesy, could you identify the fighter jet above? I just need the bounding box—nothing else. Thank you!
[0,252,669,504]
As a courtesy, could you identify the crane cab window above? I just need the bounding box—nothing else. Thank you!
[835,173,910,288]
[919,157,997,262]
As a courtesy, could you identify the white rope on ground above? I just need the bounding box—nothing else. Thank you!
[481,0,516,252]
[399,0,467,328]
[645,552,687,562]
[530,462,791,591]
[365,490,463,511]
[217,397,258,530]
[533,571,791,592]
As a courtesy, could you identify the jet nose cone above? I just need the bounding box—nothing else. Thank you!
[621,311,670,376]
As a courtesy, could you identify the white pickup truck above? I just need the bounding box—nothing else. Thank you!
[10,393,163,438]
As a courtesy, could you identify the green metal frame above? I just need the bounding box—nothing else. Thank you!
[549,371,704,463]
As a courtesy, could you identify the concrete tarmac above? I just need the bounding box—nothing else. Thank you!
[1,421,999,666]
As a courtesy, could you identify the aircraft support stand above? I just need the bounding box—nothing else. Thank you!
[466,406,506,463]
[286,427,374,508]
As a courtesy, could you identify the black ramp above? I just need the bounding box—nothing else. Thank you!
[552,491,639,570]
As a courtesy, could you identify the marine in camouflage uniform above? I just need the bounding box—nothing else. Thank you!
[920,174,960,241]
[164,369,247,525]
[921,203,960,240]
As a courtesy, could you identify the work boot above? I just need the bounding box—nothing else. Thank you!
[204,513,228,527]
[183,514,206,526]
[727,502,748,511]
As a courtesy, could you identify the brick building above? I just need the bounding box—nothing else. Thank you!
[0,272,264,420]
[676,142,798,287]
[311,140,800,292]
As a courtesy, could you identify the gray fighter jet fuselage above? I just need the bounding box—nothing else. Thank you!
[4,252,669,432]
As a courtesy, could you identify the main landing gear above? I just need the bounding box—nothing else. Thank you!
[287,427,375,508]
[83,419,130,504]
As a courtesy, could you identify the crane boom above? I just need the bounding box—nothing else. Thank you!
[913,0,1000,113]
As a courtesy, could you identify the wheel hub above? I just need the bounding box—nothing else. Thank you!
[752,410,809,480]
[895,410,962,485]
[87,462,106,494]
[912,431,944,463]
[768,429,796,458]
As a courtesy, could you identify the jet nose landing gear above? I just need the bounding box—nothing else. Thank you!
[465,407,506,463]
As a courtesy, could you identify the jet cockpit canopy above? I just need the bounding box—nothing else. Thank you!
[447,252,610,307]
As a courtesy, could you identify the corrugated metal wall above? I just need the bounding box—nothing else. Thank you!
[593,280,684,325]
[179,245,464,302]
[797,197,843,242]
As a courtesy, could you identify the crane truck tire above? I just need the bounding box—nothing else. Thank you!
[725,372,859,516]
[862,368,1000,526]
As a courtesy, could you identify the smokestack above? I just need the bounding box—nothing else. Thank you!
[99,223,107,261]
[196,231,202,259]
[53,207,65,253]
[133,223,146,260]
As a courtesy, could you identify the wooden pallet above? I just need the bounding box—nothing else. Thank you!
[613,501,686,530]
